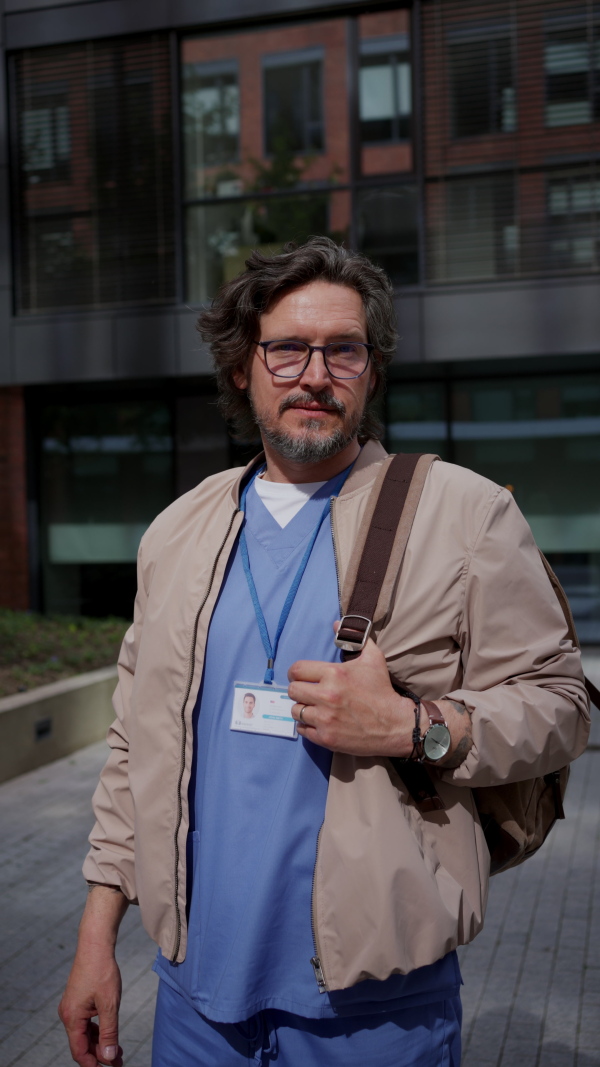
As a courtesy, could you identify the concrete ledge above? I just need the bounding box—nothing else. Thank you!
[0,666,118,784]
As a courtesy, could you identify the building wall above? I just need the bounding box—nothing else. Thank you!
[0,0,598,621]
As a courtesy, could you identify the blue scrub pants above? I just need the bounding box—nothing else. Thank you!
[152,979,462,1067]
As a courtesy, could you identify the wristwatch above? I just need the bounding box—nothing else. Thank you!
[419,701,451,762]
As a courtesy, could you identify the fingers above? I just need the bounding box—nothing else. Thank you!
[288,659,328,683]
[292,702,315,728]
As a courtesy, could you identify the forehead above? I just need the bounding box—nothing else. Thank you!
[260,281,366,331]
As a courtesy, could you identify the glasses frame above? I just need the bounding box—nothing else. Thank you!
[254,339,375,380]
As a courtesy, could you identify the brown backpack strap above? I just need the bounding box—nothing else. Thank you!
[336,452,445,814]
[336,452,432,656]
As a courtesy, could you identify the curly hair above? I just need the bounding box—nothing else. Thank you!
[197,236,398,442]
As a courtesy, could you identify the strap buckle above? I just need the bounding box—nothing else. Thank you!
[335,615,373,653]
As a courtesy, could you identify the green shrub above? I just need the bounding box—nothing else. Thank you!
[0,610,129,698]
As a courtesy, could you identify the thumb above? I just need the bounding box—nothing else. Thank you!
[356,634,386,666]
[98,1003,120,1063]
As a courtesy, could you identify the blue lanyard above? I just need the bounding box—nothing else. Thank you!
[239,468,350,684]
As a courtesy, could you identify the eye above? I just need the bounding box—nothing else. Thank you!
[268,341,307,354]
[328,342,360,356]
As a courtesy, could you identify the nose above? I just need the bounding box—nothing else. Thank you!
[297,348,332,391]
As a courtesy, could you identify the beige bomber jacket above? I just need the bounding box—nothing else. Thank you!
[83,440,590,990]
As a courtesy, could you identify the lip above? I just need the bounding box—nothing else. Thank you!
[287,404,338,414]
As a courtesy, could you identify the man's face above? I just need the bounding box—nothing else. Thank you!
[234,281,376,464]
[243,695,255,718]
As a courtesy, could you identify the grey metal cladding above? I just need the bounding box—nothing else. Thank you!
[5,0,369,49]
[12,315,115,383]
[114,313,178,379]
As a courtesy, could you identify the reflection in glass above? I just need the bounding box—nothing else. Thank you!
[16,38,175,312]
[545,28,600,128]
[186,190,349,303]
[182,59,239,198]
[359,37,411,144]
[388,374,600,640]
[357,184,418,285]
[548,172,600,271]
[386,382,448,458]
[429,175,517,282]
[450,36,515,138]
[451,376,600,642]
[41,402,173,616]
[263,50,324,156]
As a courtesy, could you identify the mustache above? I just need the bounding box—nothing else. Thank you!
[278,391,346,417]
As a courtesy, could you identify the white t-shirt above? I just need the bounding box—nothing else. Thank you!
[254,476,327,528]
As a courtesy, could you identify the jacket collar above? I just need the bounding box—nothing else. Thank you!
[228,439,388,508]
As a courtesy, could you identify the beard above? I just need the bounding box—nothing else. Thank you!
[251,390,363,464]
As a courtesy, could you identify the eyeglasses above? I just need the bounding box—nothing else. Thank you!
[255,340,374,380]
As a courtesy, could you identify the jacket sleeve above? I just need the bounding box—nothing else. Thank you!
[81,540,148,901]
[440,487,591,788]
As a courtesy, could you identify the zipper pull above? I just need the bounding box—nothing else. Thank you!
[310,955,327,993]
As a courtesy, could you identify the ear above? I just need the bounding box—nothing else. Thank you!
[233,367,248,391]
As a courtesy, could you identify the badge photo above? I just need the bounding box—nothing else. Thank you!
[230,682,297,739]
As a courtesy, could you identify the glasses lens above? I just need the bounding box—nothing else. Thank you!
[325,343,369,379]
[264,341,310,377]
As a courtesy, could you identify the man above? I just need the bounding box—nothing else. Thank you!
[59,238,590,1067]
[242,693,256,720]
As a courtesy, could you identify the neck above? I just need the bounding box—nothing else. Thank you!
[261,437,361,483]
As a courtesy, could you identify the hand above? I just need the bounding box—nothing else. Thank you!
[288,628,417,757]
[59,885,128,1067]
[59,948,123,1066]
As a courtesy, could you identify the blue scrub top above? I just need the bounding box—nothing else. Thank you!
[154,469,461,1023]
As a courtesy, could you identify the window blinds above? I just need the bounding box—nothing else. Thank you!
[13,34,175,313]
[423,0,600,282]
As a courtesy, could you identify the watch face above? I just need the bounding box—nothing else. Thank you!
[423,723,451,762]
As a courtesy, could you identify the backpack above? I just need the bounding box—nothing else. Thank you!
[337,452,598,876]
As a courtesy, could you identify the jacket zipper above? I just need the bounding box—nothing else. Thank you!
[308,500,343,993]
[310,824,327,992]
[170,505,240,962]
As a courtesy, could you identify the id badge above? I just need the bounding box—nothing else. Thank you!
[230,681,297,740]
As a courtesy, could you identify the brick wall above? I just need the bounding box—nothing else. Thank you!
[0,388,29,610]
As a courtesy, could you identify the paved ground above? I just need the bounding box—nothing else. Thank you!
[1,664,598,1067]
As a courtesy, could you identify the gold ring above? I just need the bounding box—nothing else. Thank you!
[298,705,307,725]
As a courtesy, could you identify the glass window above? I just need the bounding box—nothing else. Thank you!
[386,382,449,457]
[183,60,240,198]
[40,401,174,617]
[186,189,349,303]
[545,25,600,128]
[356,184,418,285]
[429,174,517,282]
[14,36,175,313]
[387,373,600,641]
[21,86,70,184]
[182,23,352,304]
[181,16,418,304]
[548,172,600,271]
[263,50,324,155]
[359,36,411,144]
[450,35,515,138]
[450,375,600,642]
